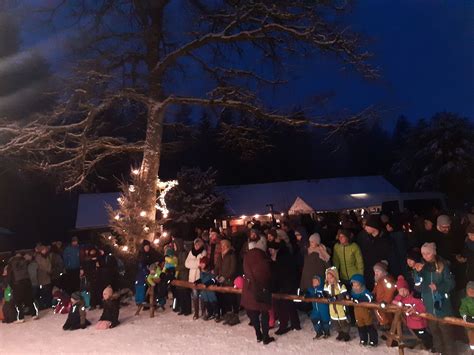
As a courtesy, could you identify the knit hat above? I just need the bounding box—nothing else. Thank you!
[71,291,82,301]
[325,267,339,281]
[373,260,389,274]
[103,285,113,299]
[193,237,203,245]
[350,274,365,286]
[309,233,321,244]
[421,242,437,255]
[142,239,151,247]
[437,215,451,227]
[466,224,474,234]
[337,229,352,240]
[365,215,381,230]
[165,248,175,257]
[406,249,422,263]
[396,275,409,290]
[466,281,474,292]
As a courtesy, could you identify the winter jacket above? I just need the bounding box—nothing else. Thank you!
[8,255,29,284]
[462,240,474,282]
[241,248,272,312]
[271,243,298,294]
[300,249,330,291]
[414,257,455,318]
[99,297,120,327]
[459,296,474,318]
[357,231,391,290]
[164,255,178,273]
[185,248,207,283]
[146,266,163,287]
[215,249,237,286]
[198,271,217,303]
[35,254,52,286]
[392,293,427,330]
[332,242,364,282]
[306,276,330,323]
[63,245,81,270]
[388,231,407,278]
[323,268,348,321]
[351,288,374,327]
[373,275,396,326]
[49,252,64,281]
[208,238,222,272]
[176,250,189,282]
[27,260,39,287]
[63,300,91,330]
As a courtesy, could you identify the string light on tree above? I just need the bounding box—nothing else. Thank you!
[129,185,136,192]
[131,168,140,175]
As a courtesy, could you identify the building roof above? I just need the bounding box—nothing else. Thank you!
[75,175,399,228]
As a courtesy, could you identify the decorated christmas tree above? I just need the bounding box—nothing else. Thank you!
[107,168,178,255]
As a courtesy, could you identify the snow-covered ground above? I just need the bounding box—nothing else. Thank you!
[0,305,468,354]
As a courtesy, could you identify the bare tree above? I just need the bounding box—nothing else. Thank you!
[0,0,378,245]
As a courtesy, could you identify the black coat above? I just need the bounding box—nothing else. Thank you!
[99,298,120,327]
[357,231,391,290]
[63,300,91,330]
[271,244,298,294]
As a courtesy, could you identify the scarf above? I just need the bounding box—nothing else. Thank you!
[191,246,204,257]
[308,244,331,262]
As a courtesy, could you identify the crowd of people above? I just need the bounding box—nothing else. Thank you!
[1,210,474,354]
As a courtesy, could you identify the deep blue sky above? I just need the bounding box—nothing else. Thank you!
[265,0,473,129]
[16,0,474,129]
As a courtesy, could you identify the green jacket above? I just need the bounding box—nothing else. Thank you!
[414,258,455,318]
[459,296,474,318]
[332,242,364,281]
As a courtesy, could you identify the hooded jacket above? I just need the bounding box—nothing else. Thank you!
[306,275,330,322]
[323,267,348,321]
[350,274,374,327]
[392,293,427,330]
[332,242,364,282]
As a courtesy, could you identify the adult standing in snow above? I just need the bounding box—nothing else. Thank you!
[215,239,239,325]
[300,233,331,292]
[8,252,39,322]
[241,235,275,345]
[174,238,192,316]
[414,242,455,355]
[208,228,222,272]
[63,236,81,295]
[357,215,391,290]
[35,246,52,309]
[269,233,301,335]
[49,242,64,288]
[185,238,207,320]
[135,240,161,306]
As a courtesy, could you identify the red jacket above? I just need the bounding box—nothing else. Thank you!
[241,248,272,312]
[392,293,427,330]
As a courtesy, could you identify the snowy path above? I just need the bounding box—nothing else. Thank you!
[0,305,463,354]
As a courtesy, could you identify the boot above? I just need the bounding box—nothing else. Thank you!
[193,298,200,320]
[263,336,275,345]
[226,313,240,326]
[200,299,206,317]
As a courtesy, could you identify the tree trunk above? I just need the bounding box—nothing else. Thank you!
[138,102,165,242]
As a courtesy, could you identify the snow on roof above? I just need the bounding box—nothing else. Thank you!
[75,176,399,228]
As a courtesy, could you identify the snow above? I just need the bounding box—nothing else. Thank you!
[0,305,467,354]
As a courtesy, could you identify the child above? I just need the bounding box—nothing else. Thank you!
[372,261,396,329]
[195,256,218,321]
[306,275,330,339]
[164,247,178,276]
[52,287,71,314]
[460,281,474,351]
[62,291,91,330]
[79,268,91,309]
[96,285,120,329]
[350,274,377,347]
[147,261,167,311]
[392,275,432,350]
[324,267,350,341]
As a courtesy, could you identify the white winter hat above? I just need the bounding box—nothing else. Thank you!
[309,233,321,244]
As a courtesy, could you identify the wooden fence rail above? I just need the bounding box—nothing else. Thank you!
[171,279,473,329]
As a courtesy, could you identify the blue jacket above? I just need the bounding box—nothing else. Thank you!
[199,271,217,303]
[63,245,80,270]
[351,288,374,303]
[306,276,330,322]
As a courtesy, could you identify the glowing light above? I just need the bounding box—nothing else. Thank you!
[143,226,150,232]
[280,213,285,216]
[253,214,260,218]
[266,213,272,217]
[122,246,128,252]
[139,211,147,217]
[386,282,392,289]
[114,214,120,220]
[108,236,112,240]
[132,169,140,175]
[240,215,247,219]
[162,231,168,237]
[129,185,136,192]
[155,178,178,219]
[117,197,123,204]
[350,193,368,198]
[153,239,159,245]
